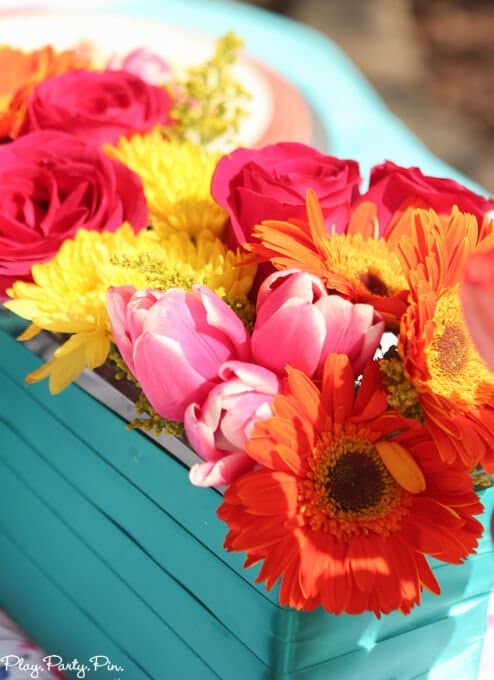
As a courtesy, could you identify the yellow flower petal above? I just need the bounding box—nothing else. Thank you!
[4,298,42,319]
[54,331,110,369]
[26,351,85,394]
[26,331,110,395]
[85,333,112,368]
[16,323,41,341]
[47,353,87,394]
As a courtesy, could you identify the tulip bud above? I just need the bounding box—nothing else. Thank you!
[107,285,250,421]
[186,361,280,487]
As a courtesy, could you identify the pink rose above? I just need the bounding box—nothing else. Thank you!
[0,130,148,296]
[251,270,384,377]
[18,69,173,145]
[357,161,494,232]
[461,247,494,371]
[185,361,280,487]
[211,142,361,247]
[107,285,251,421]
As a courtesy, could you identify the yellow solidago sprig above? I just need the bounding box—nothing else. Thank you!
[5,226,256,394]
[108,347,185,437]
[106,130,227,238]
[168,31,251,147]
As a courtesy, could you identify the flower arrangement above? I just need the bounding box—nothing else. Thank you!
[1,33,494,624]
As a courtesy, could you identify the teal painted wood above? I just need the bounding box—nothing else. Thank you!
[0,417,266,678]
[0,336,285,639]
[0,331,269,594]
[0,326,492,679]
[0,380,269,677]
[291,596,488,680]
[0,308,28,337]
[0,533,149,680]
[0,458,221,680]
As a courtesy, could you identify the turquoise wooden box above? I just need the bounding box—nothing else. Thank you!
[0,314,493,680]
[0,2,493,678]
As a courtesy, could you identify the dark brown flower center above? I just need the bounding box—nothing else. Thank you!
[303,434,405,535]
[360,270,389,297]
[327,451,384,512]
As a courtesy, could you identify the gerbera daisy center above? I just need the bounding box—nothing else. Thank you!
[300,433,408,537]
[433,323,468,375]
[326,451,384,512]
[322,233,407,299]
[426,286,494,405]
[359,270,389,297]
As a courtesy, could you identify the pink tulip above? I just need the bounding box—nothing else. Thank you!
[107,285,251,421]
[251,269,384,377]
[461,247,494,370]
[185,361,280,486]
[106,285,164,374]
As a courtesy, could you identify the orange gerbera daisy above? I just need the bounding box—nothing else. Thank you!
[0,45,89,139]
[246,190,409,326]
[218,354,482,616]
[394,207,494,471]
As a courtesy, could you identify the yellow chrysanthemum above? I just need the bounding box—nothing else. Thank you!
[5,225,255,394]
[105,129,227,238]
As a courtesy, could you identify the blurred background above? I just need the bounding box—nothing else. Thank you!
[251,0,494,193]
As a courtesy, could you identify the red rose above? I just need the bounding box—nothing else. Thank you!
[211,142,361,247]
[18,69,173,145]
[0,130,148,296]
[358,161,494,231]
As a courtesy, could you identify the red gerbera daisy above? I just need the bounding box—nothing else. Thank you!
[218,353,483,616]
